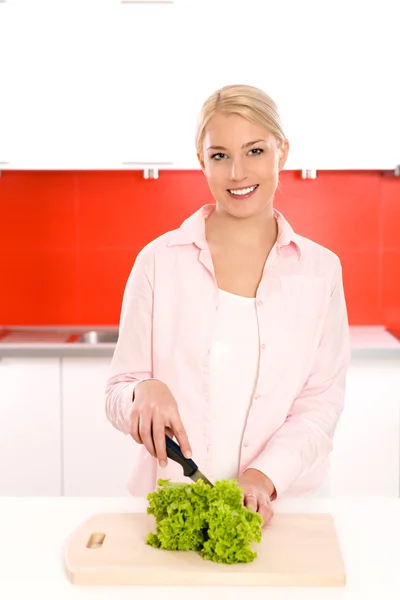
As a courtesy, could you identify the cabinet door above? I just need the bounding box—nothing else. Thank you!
[173,0,300,170]
[0,1,12,169]
[112,1,177,169]
[6,1,118,169]
[0,357,61,495]
[329,358,400,497]
[174,0,400,171]
[6,1,176,169]
[62,357,135,496]
[303,1,400,170]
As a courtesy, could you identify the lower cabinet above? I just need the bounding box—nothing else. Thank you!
[61,357,134,496]
[0,354,398,497]
[0,357,61,495]
[329,357,400,497]
[61,355,400,498]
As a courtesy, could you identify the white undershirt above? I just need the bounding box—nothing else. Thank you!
[209,288,261,482]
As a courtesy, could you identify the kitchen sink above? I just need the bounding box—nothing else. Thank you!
[75,330,119,344]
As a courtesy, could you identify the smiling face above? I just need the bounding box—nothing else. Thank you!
[198,112,289,219]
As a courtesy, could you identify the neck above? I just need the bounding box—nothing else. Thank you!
[206,204,278,247]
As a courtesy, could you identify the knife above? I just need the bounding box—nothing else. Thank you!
[165,435,214,487]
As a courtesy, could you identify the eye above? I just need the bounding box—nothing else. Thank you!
[249,148,264,156]
[210,152,227,160]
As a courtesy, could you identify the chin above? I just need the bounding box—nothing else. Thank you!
[223,203,261,220]
[218,194,268,218]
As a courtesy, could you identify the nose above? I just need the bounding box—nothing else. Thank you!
[230,156,247,182]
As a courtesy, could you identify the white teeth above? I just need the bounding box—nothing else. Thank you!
[228,185,257,196]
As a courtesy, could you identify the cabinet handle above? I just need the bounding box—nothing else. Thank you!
[121,162,174,179]
[0,162,9,176]
[301,169,317,179]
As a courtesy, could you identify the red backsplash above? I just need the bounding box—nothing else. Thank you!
[0,170,399,326]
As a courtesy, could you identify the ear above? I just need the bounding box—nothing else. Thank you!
[197,152,206,173]
[278,139,289,171]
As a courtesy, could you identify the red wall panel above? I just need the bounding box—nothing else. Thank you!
[0,170,399,326]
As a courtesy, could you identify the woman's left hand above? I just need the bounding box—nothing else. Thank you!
[237,468,275,528]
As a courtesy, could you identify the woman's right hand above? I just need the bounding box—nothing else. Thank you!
[130,379,192,467]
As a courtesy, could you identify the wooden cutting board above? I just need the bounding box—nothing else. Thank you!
[64,512,346,587]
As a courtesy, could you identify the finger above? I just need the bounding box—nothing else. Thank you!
[152,412,168,467]
[139,411,156,458]
[129,410,141,445]
[170,413,192,458]
[244,493,259,514]
[258,497,274,528]
[165,426,174,439]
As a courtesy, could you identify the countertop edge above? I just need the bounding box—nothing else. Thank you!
[1,326,399,358]
[1,346,400,359]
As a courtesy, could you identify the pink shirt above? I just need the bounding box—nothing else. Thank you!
[105,204,351,499]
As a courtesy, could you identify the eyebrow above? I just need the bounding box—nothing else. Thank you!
[207,139,265,151]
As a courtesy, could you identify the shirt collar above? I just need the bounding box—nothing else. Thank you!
[167,203,302,259]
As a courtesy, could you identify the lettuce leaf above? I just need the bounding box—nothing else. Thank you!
[145,478,262,564]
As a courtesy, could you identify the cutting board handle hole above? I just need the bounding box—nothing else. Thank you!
[86,532,106,549]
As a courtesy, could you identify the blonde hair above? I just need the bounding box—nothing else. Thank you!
[195,84,286,156]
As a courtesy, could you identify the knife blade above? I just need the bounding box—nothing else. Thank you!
[165,435,214,487]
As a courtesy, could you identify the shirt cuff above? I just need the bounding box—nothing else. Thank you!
[120,378,160,432]
[248,450,298,500]
[117,382,137,434]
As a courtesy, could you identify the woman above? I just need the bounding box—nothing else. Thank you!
[105,84,351,528]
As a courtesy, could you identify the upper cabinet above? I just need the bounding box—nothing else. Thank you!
[1,0,399,171]
[0,2,12,169]
[2,0,177,170]
[172,0,400,171]
[295,1,400,171]
[172,1,306,171]
[110,2,177,169]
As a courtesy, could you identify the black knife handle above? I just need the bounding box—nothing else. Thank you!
[165,435,198,477]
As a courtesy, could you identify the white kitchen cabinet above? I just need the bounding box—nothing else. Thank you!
[60,353,400,498]
[173,0,309,171]
[299,1,400,171]
[0,357,61,495]
[4,0,398,170]
[0,2,12,169]
[173,0,400,171]
[61,357,134,496]
[329,357,400,497]
[4,1,177,169]
[110,1,177,169]
[4,1,90,169]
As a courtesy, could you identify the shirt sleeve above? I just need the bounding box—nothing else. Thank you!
[248,257,351,499]
[104,246,155,435]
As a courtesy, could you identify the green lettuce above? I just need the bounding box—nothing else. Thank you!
[145,478,263,564]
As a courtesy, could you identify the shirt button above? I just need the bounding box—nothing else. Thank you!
[254,394,261,400]
[243,441,249,447]
[260,344,266,350]
[256,299,263,306]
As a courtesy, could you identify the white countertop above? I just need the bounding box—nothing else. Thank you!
[1,496,400,600]
[350,325,400,348]
[0,326,399,358]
